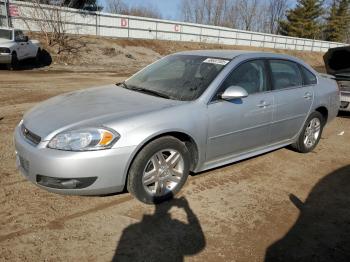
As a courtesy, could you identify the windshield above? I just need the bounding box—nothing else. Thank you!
[0,29,12,40]
[125,55,230,101]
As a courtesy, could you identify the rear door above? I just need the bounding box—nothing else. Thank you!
[268,59,314,143]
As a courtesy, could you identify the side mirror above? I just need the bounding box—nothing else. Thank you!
[220,86,248,100]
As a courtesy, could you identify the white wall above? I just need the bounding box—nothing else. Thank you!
[2,0,346,52]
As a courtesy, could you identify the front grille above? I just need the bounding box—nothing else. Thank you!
[21,125,41,145]
[337,81,350,92]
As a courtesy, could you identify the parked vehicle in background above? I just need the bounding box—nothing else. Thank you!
[324,46,350,112]
[0,27,41,69]
[14,50,340,204]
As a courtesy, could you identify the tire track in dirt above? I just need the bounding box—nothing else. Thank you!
[0,195,133,243]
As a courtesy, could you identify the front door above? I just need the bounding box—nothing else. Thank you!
[206,59,274,163]
[14,30,28,59]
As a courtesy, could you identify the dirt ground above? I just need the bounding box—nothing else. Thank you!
[0,52,350,261]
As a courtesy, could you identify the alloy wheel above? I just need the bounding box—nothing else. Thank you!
[303,117,321,148]
[142,149,185,196]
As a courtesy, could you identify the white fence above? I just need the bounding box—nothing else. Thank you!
[0,0,346,52]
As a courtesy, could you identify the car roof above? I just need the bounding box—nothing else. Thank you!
[175,49,314,71]
[176,49,296,60]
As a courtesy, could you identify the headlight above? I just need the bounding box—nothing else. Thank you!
[0,47,11,53]
[48,128,119,151]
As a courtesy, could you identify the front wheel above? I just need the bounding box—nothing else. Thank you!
[35,48,42,65]
[9,52,19,70]
[127,136,190,204]
[292,112,324,153]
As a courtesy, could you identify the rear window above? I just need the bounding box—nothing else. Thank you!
[269,60,303,90]
[300,66,317,85]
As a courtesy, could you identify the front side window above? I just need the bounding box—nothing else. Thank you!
[125,55,229,101]
[220,60,268,95]
[0,29,12,40]
[269,60,302,90]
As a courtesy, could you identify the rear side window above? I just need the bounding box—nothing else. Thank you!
[269,60,302,90]
[300,66,317,85]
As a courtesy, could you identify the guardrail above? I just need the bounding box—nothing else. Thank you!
[0,0,346,52]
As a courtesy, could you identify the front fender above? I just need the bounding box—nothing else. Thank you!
[108,103,208,174]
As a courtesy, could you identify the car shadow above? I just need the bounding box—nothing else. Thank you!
[265,165,350,262]
[338,111,350,119]
[0,49,52,70]
[112,196,206,262]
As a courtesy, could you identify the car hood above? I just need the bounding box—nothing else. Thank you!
[23,84,181,140]
[323,46,350,76]
[30,40,40,46]
[0,38,13,47]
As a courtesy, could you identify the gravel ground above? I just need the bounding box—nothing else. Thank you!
[0,69,349,262]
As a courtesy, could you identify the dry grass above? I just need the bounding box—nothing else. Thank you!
[28,32,326,73]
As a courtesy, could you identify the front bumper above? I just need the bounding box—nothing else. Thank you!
[0,53,12,64]
[340,92,350,112]
[14,125,137,195]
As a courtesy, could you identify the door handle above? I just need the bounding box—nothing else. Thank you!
[257,101,271,108]
[304,92,312,100]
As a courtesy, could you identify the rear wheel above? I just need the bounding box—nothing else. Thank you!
[292,112,324,153]
[127,136,190,204]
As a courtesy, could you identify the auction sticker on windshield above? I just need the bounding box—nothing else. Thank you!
[203,58,230,65]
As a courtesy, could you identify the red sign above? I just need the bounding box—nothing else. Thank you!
[121,18,128,27]
[174,24,180,32]
[9,4,19,17]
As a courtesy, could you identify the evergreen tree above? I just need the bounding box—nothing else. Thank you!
[324,0,350,42]
[279,0,324,39]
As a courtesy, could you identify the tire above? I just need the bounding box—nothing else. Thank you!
[35,48,41,65]
[127,136,191,204]
[10,52,19,70]
[292,111,324,153]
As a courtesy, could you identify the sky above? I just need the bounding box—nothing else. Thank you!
[100,0,183,20]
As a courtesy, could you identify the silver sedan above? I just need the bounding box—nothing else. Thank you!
[14,50,340,204]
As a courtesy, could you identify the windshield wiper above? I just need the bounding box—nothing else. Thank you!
[133,87,171,99]
[117,82,171,99]
[116,81,129,89]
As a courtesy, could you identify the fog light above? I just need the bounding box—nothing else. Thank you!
[36,175,97,189]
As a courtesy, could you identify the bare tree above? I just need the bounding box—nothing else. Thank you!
[221,1,240,28]
[181,0,228,25]
[180,0,286,33]
[236,0,258,30]
[105,0,127,14]
[126,4,162,19]
[21,0,87,58]
[105,0,161,19]
[180,0,209,24]
[267,0,289,34]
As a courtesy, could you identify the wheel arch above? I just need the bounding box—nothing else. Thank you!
[122,130,200,190]
[315,106,329,123]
